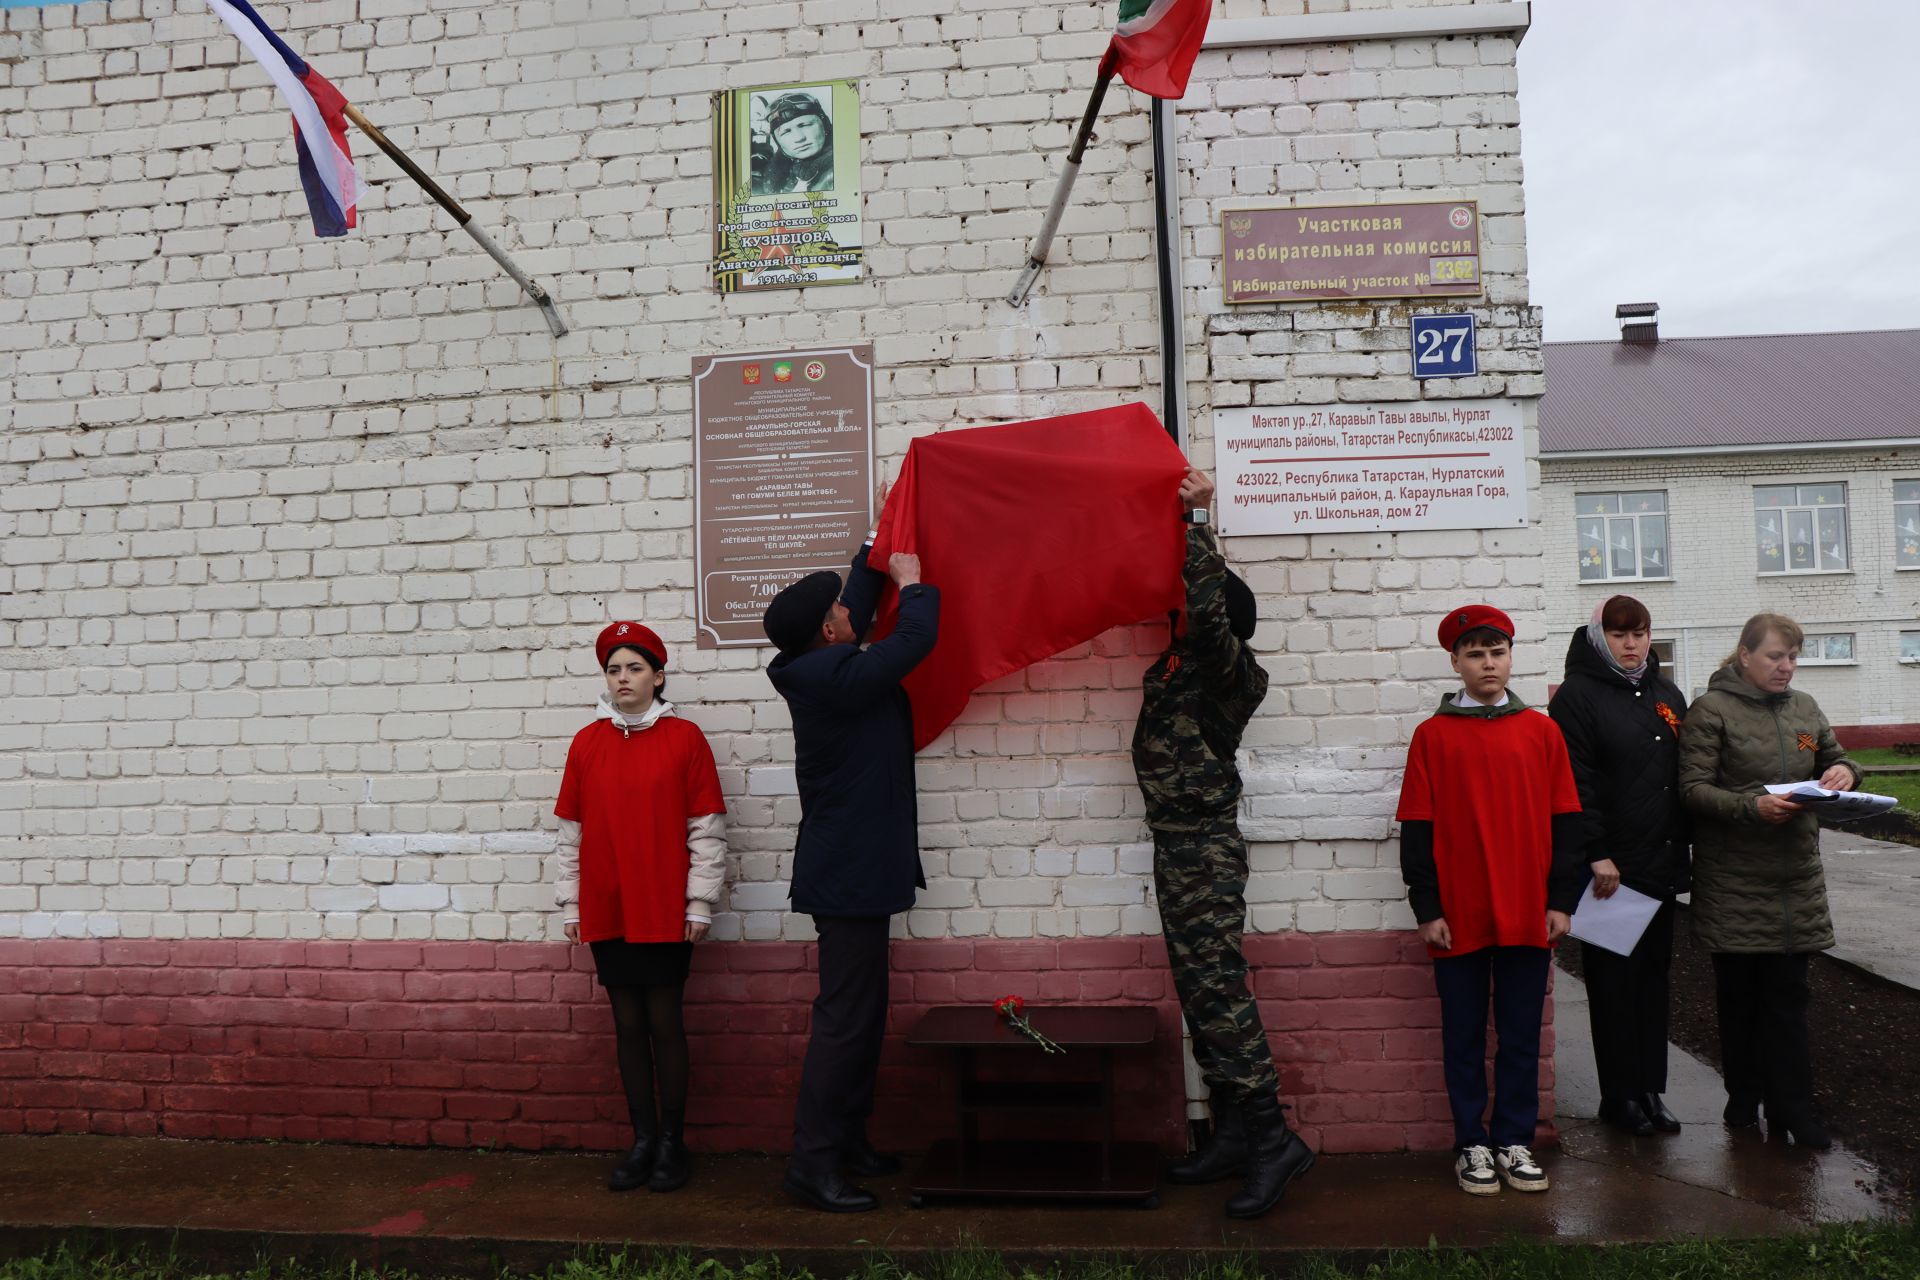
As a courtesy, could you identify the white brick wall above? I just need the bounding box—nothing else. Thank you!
[1542,447,1920,726]
[1,0,1543,942]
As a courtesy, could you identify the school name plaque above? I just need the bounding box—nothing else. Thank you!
[1214,397,1527,537]
[692,346,875,648]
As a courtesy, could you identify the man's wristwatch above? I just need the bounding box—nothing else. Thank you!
[1183,507,1211,526]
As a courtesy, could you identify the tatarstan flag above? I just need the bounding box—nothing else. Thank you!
[1107,0,1213,99]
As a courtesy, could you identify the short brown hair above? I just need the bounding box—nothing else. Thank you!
[1451,627,1510,653]
[1720,612,1804,669]
[1599,594,1651,633]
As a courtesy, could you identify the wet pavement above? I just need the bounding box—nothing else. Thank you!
[0,971,1898,1273]
[1550,969,1893,1224]
[1821,828,1920,991]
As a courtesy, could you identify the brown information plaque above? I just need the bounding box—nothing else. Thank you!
[1221,198,1482,304]
[692,346,875,648]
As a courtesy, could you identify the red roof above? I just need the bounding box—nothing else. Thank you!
[1540,328,1920,454]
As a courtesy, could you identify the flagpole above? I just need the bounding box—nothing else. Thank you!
[1005,50,1119,308]
[341,103,570,338]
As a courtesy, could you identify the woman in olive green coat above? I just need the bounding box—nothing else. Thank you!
[1677,612,1858,1149]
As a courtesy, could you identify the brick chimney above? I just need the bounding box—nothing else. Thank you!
[1616,301,1659,345]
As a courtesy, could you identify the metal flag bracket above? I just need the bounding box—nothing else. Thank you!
[343,104,570,338]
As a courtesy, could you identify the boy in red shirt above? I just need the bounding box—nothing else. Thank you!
[1396,605,1583,1196]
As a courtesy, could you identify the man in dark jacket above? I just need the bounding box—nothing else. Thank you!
[763,536,938,1213]
[1134,468,1312,1220]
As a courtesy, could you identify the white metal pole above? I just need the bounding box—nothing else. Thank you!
[1006,55,1118,307]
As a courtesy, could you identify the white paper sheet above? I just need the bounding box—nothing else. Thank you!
[1763,783,1898,823]
[1567,881,1663,957]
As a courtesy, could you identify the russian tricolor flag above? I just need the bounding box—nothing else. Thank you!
[206,0,363,237]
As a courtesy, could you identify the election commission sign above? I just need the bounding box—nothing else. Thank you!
[692,347,875,647]
[1214,397,1527,536]
[711,80,864,292]
[1221,199,1482,304]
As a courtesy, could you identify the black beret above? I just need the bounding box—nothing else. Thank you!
[763,570,843,654]
[1224,570,1257,641]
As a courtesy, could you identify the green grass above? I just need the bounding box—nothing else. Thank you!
[7,1225,1920,1280]
[1841,749,1920,811]
[1844,749,1920,768]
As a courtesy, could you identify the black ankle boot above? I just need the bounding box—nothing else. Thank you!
[1641,1093,1681,1133]
[1768,1105,1831,1150]
[609,1107,656,1192]
[1224,1094,1315,1219]
[842,1136,903,1178]
[1169,1106,1248,1185]
[648,1108,691,1191]
[783,1163,878,1213]
[1599,1097,1654,1136]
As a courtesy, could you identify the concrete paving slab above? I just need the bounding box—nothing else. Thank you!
[0,969,1896,1274]
[1552,970,1890,1221]
[1821,829,1920,991]
[0,1129,1876,1275]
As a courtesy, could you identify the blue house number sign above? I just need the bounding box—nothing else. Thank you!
[1411,313,1477,379]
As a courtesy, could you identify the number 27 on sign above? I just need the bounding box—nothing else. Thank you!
[1410,313,1477,379]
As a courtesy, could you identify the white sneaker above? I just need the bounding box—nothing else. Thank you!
[1455,1144,1499,1195]
[1495,1144,1549,1192]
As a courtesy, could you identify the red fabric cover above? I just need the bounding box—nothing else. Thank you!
[1107,0,1213,100]
[555,717,725,943]
[1395,709,1582,957]
[865,402,1189,750]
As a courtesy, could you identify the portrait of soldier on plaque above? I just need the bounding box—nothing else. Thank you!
[750,88,836,196]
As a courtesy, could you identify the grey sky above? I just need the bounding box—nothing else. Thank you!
[1518,2,1920,342]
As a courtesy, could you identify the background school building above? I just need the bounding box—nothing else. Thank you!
[1540,314,1920,743]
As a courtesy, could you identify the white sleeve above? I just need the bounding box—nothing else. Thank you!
[552,818,582,924]
[684,812,727,921]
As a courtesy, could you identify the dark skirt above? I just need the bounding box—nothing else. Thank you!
[590,939,693,988]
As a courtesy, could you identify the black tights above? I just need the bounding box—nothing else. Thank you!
[605,982,689,1137]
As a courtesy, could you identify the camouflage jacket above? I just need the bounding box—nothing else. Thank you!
[1132,526,1270,832]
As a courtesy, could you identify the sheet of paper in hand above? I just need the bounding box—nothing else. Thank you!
[1568,881,1664,957]
[1764,783,1899,823]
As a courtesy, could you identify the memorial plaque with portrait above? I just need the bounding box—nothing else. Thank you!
[712,80,864,292]
[692,347,875,648]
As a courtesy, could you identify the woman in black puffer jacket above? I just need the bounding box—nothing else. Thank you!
[1547,595,1691,1137]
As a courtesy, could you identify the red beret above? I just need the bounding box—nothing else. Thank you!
[1437,604,1514,651]
[597,621,667,669]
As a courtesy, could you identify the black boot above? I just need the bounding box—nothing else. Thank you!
[1641,1093,1681,1134]
[842,1135,904,1178]
[1724,1093,1760,1128]
[1768,1104,1831,1150]
[1598,1097,1654,1136]
[783,1163,879,1213]
[1224,1094,1315,1219]
[608,1107,656,1192]
[1169,1106,1248,1185]
[648,1108,691,1192]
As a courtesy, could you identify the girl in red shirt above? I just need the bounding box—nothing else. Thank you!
[555,622,727,1194]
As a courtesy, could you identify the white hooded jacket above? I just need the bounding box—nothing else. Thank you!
[551,693,728,927]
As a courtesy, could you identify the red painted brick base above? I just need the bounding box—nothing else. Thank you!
[1834,724,1920,751]
[0,933,1554,1156]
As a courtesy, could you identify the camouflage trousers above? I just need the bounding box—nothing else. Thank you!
[1152,824,1280,1107]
